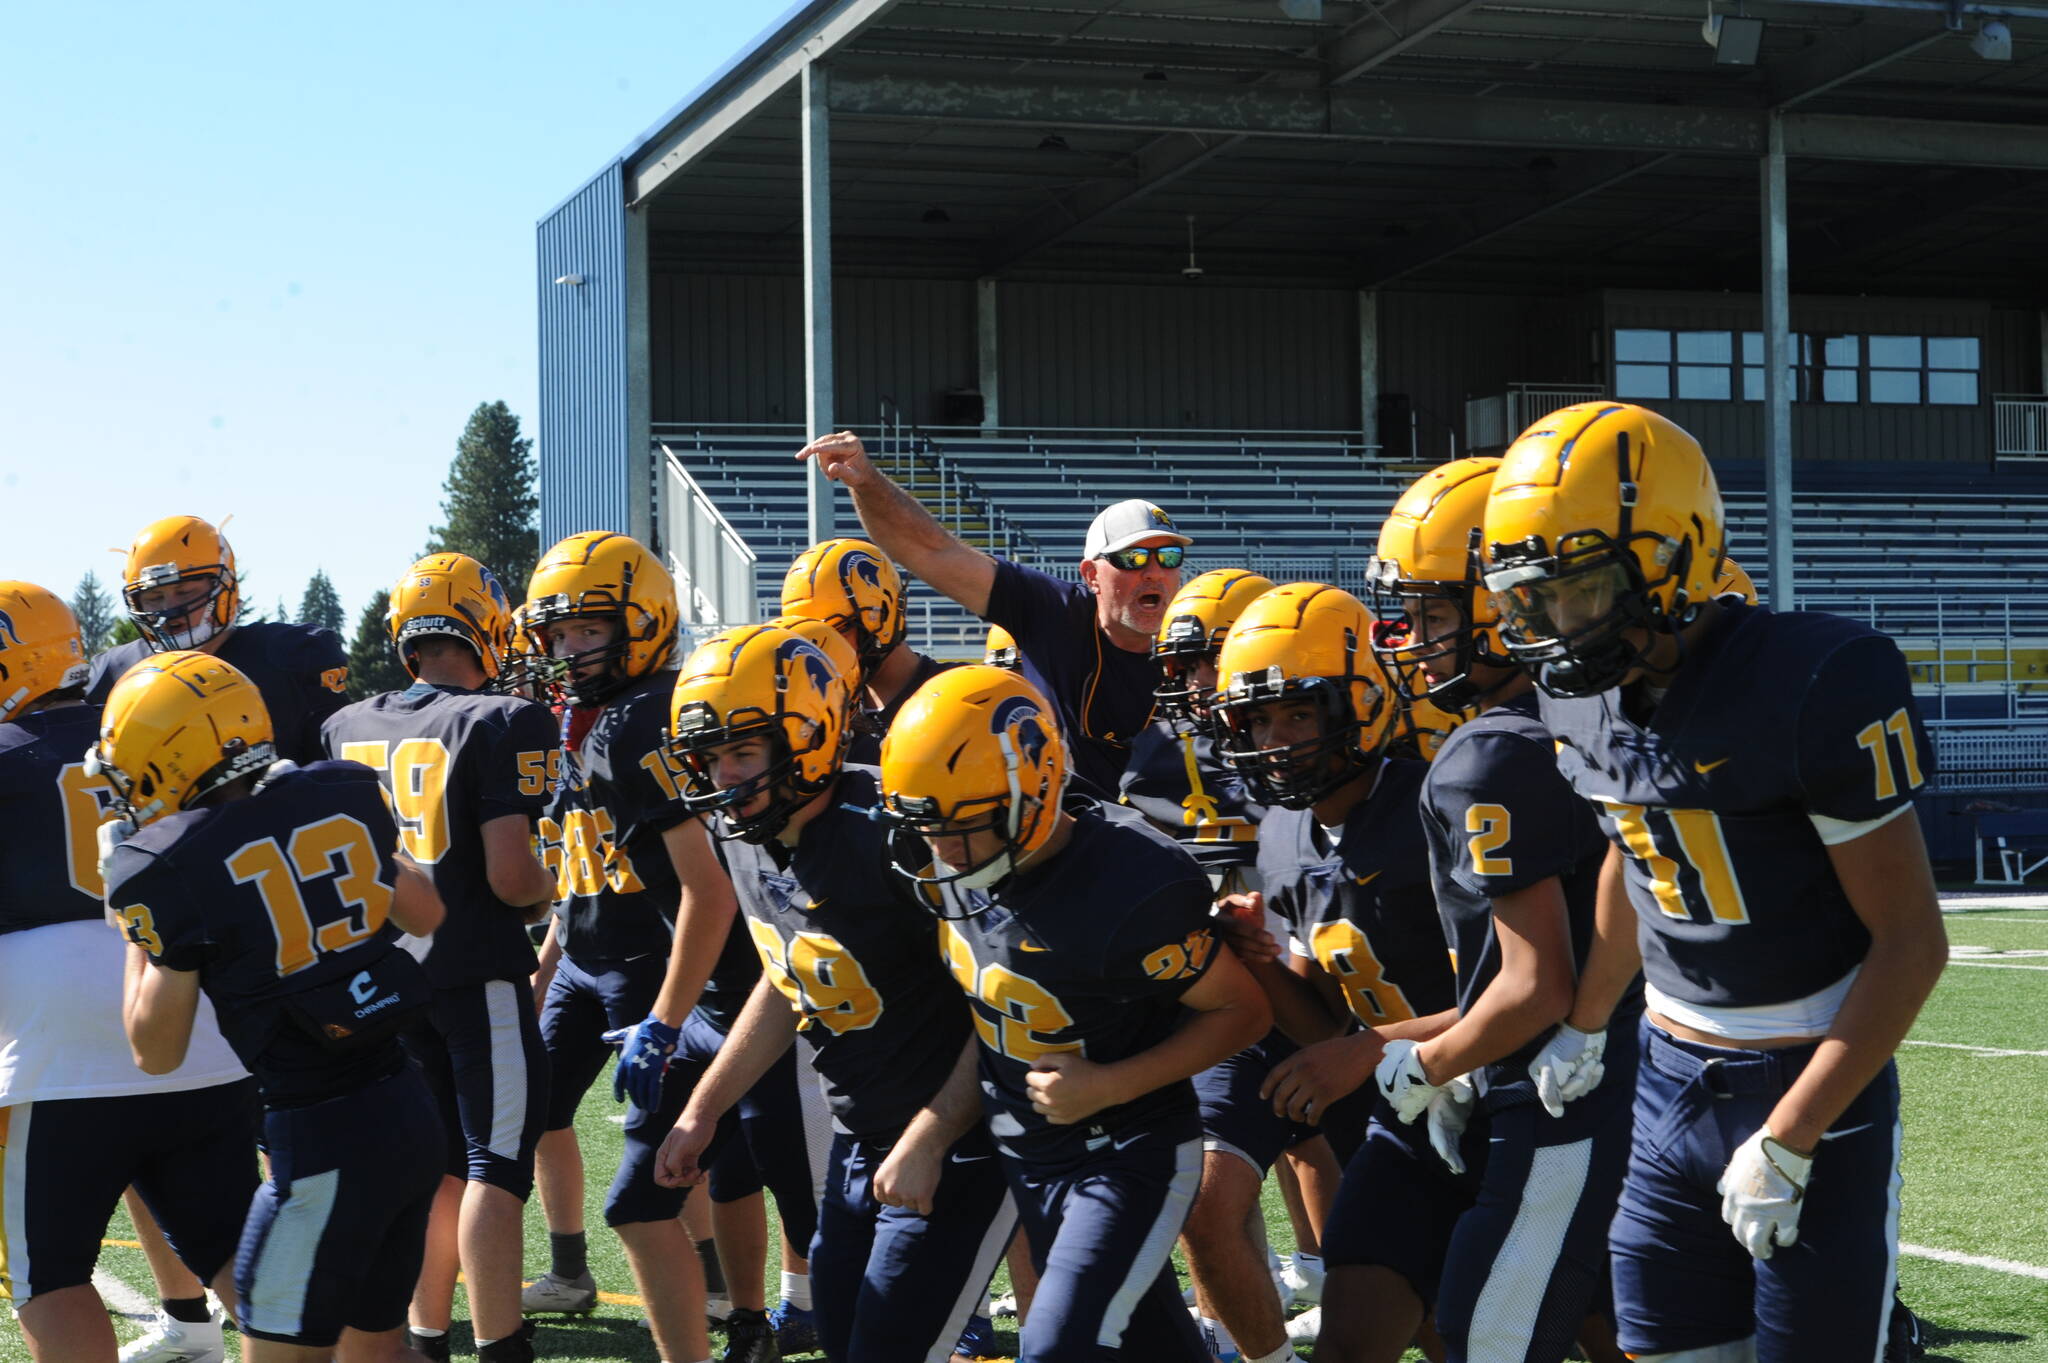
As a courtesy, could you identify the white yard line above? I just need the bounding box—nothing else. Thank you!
[92,1266,155,1321]
[1901,1039,2048,1058]
[1945,960,2048,972]
[1901,1243,2048,1282]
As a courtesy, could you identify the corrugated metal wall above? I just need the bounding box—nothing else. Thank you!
[997,283,1355,430]
[1603,291,1999,463]
[1378,291,1604,460]
[651,274,974,427]
[538,163,634,547]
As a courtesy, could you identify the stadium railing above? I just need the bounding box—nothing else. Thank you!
[658,444,758,629]
[1995,395,2048,460]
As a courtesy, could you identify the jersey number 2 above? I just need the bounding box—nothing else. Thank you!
[227,814,393,976]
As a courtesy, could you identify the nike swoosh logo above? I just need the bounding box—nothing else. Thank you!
[804,899,828,911]
[1821,1123,1874,1141]
[1694,757,1732,774]
[949,1151,991,1164]
[1353,870,1383,887]
[1019,939,1049,952]
[1111,1129,1149,1151]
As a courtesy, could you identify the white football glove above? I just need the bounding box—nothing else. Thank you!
[1717,1128,1812,1260]
[1374,1039,1442,1124]
[1528,1023,1606,1117]
[1425,1073,1477,1175]
[95,816,136,884]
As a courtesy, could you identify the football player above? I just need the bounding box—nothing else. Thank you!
[1480,402,1947,1363]
[1366,459,1636,1363]
[519,532,810,1363]
[91,516,349,762]
[99,652,446,1363]
[321,554,559,1363]
[0,585,254,1363]
[780,537,957,765]
[1208,584,1464,1363]
[653,623,1016,1362]
[879,666,1271,1362]
[1118,568,1317,1363]
[801,430,1185,798]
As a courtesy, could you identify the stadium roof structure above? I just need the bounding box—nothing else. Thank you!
[607,0,2048,296]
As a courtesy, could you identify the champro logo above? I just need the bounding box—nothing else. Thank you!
[349,970,402,1019]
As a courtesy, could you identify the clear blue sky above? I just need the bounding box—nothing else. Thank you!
[2,0,787,633]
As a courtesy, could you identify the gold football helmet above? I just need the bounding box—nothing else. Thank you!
[0,581,91,721]
[780,539,907,674]
[89,651,276,826]
[1482,403,1725,697]
[669,623,853,843]
[879,665,1068,897]
[1368,458,1512,714]
[388,553,515,681]
[1715,557,1759,605]
[983,626,1019,670]
[1152,569,1274,727]
[523,532,679,705]
[1212,583,1394,810]
[120,515,239,651]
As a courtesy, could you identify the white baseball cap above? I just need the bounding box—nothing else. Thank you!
[1084,499,1193,560]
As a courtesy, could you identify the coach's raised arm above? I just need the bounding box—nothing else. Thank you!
[800,429,1188,797]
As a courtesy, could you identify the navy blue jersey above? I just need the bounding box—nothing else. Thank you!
[322,683,561,988]
[847,653,957,768]
[103,763,429,1108]
[1419,694,1625,1087]
[1541,603,1933,1010]
[936,804,1216,1170]
[0,706,118,934]
[984,560,1160,799]
[720,766,972,1137]
[1119,721,1266,869]
[1258,759,1456,1029]
[89,623,349,765]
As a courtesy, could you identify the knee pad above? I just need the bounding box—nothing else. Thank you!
[1633,1341,1759,1363]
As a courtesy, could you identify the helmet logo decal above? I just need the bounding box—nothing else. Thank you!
[0,609,20,650]
[777,637,836,697]
[991,694,1049,766]
[841,550,885,593]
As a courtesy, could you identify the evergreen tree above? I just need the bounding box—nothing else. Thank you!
[345,590,407,700]
[426,401,539,603]
[71,571,116,655]
[298,569,346,636]
[106,617,143,650]
[274,597,290,626]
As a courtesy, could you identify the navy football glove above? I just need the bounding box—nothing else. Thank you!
[603,1015,681,1110]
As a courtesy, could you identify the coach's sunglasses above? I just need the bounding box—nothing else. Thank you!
[1099,545,1186,571]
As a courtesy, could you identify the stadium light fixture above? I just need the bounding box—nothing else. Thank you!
[1702,12,1767,65]
[554,274,585,286]
[1971,19,2012,59]
[1279,0,1323,18]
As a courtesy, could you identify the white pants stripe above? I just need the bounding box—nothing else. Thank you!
[924,1189,1019,1363]
[481,980,526,1160]
[1097,1137,1202,1349]
[1869,1118,1904,1363]
[244,1168,341,1338]
[794,1044,833,1217]
[1,1104,33,1301]
[1466,1135,1594,1363]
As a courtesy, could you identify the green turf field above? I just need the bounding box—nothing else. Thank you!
[15,902,2046,1361]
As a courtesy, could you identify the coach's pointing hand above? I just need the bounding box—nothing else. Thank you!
[798,430,878,488]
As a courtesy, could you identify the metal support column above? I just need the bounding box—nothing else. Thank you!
[1760,115,1795,611]
[624,203,654,548]
[1358,290,1380,457]
[803,61,836,544]
[977,277,1000,431]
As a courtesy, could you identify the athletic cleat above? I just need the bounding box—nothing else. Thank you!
[952,1312,1002,1360]
[117,1310,226,1363]
[521,1269,599,1314]
[1280,1253,1324,1307]
[1284,1305,1322,1345]
[720,1305,782,1363]
[1202,1320,1243,1362]
[707,1292,734,1325]
[989,1292,1019,1319]
[769,1299,819,1354]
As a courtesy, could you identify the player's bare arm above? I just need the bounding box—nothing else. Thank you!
[649,816,744,1027]
[798,430,998,616]
[1024,943,1270,1127]
[389,857,446,938]
[1413,877,1576,1084]
[122,943,201,1075]
[874,1036,982,1215]
[653,974,800,1188]
[481,811,555,919]
[1565,844,1643,1034]
[1764,812,1947,1155]
[1214,892,1347,1045]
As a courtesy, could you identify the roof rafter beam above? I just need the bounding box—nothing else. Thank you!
[1362,151,1675,284]
[1764,22,1951,109]
[977,131,1244,274]
[1322,0,1491,83]
[629,0,903,206]
[825,73,2048,171]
